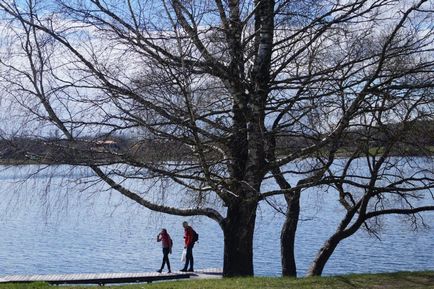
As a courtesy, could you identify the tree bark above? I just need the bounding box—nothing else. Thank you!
[307,206,361,277]
[280,191,300,277]
[307,234,342,276]
[222,200,258,277]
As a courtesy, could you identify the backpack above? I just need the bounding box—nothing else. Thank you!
[192,229,199,243]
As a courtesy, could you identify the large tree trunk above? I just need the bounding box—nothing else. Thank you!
[280,191,300,277]
[222,200,258,277]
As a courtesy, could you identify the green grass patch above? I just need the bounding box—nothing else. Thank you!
[1,271,433,289]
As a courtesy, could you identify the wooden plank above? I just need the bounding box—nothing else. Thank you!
[0,268,223,285]
[195,268,223,275]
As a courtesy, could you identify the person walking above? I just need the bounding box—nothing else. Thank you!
[180,221,197,272]
[156,228,172,273]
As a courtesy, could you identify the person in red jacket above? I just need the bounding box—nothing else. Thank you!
[180,221,195,272]
[156,228,172,273]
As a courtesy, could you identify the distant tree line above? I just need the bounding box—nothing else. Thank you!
[2,119,433,164]
[0,136,189,164]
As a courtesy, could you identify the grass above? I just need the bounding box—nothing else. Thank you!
[1,271,433,289]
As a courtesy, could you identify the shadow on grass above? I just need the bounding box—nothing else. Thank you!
[333,276,358,288]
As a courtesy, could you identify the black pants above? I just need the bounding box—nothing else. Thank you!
[160,247,171,271]
[183,244,194,270]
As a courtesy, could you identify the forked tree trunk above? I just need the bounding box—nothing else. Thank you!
[280,191,300,277]
[222,200,258,277]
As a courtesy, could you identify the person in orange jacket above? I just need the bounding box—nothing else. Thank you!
[180,221,196,272]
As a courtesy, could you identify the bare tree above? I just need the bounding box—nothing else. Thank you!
[0,0,433,277]
[271,0,434,276]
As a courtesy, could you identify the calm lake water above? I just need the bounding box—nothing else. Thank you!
[0,164,433,277]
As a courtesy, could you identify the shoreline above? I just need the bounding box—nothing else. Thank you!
[1,148,433,167]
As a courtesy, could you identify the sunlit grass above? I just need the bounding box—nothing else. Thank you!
[1,271,433,289]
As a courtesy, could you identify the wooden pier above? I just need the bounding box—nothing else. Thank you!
[0,268,222,285]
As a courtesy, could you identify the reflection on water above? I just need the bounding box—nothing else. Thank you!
[0,165,433,276]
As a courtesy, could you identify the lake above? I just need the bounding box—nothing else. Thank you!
[0,164,433,277]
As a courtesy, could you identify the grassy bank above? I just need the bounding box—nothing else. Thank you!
[1,271,433,289]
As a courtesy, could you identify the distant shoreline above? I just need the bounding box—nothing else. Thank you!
[1,147,433,167]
